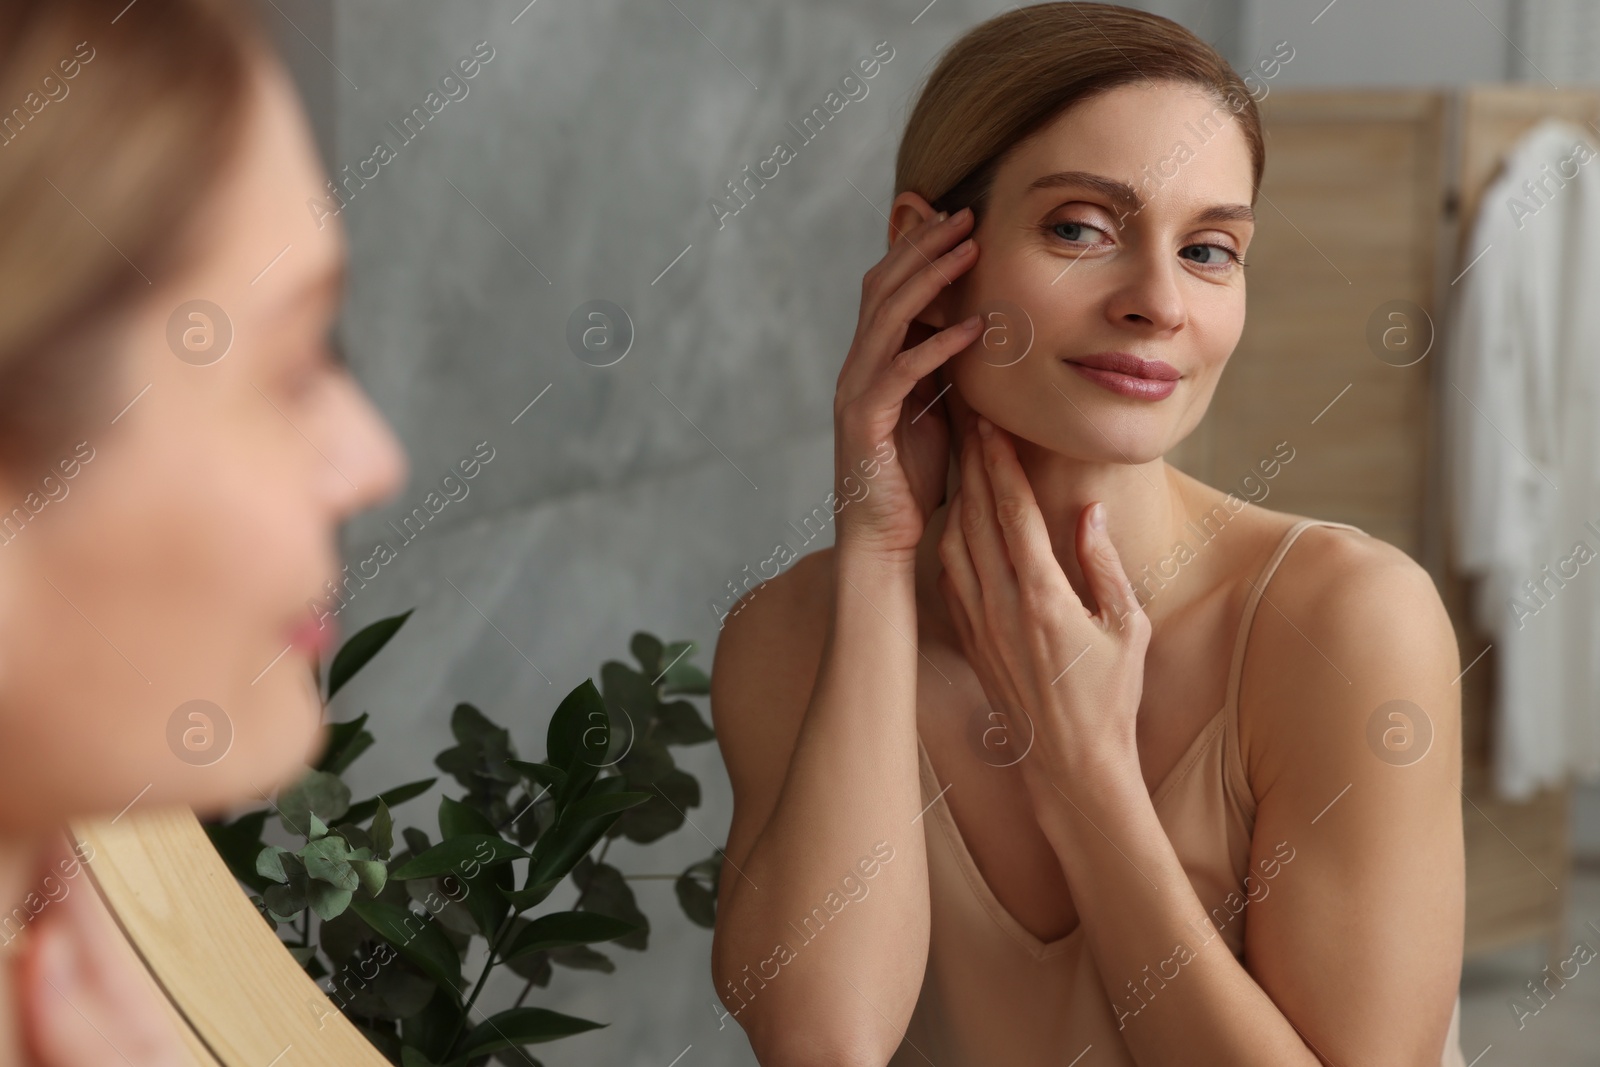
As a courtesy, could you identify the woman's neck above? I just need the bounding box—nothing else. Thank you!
[941,417,1201,625]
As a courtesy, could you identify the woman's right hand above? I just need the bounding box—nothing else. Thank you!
[832,205,982,564]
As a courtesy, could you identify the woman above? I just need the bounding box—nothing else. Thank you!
[709,5,1467,1065]
[0,0,405,1061]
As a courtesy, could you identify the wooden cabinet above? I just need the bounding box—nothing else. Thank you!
[1169,85,1596,964]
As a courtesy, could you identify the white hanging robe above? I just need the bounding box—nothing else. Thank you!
[1444,117,1600,800]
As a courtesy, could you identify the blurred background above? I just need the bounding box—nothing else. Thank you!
[257,0,1600,1063]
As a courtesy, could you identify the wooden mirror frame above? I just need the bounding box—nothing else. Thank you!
[66,806,389,1066]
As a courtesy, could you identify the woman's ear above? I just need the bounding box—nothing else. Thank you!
[886,191,938,251]
[886,191,959,331]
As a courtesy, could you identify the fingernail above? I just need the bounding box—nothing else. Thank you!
[976,415,993,439]
[1090,502,1107,532]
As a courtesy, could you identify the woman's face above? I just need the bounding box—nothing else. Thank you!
[0,52,406,830]
[906,80,1257,463]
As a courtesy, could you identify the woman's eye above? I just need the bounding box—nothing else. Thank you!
[1049,219,1110,245]
[1180,243,1243,269]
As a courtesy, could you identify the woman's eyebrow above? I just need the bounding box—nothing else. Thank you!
[1025,170,1254,225]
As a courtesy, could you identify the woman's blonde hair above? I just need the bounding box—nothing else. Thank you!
[0,0,264,461]
[895,2,1265,226]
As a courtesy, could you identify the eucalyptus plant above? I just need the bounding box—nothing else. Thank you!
[204,609,722,1067]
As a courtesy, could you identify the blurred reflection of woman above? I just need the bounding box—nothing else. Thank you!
[710,4,1467,1065]
[0,1,406,1061]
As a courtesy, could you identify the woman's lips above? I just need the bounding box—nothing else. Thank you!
[287,616,337,656]
[1062,355,1180,400]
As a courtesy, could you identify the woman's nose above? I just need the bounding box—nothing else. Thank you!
[333,381,408,518]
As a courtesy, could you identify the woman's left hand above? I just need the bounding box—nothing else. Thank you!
[936,410,1152,817]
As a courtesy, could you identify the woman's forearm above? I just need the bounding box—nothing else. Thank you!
[713,548,930,1066]
[1041,768,1321,1067]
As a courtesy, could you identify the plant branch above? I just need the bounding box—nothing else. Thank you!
[511,837,614,1010]
[444,910,518,1059]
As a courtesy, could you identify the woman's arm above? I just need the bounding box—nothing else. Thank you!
[710,547,930,1067]
[710,204,983,1067]
[1046,533,1463,1066]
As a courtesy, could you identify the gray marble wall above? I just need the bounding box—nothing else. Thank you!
[255,1,1539,1064]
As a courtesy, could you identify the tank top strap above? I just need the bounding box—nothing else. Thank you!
[1220,517,1369,806]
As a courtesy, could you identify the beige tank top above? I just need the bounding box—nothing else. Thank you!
[891,518,1467,1066]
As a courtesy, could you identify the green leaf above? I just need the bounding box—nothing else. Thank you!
[434,705,520,828]
[370,799,395,857]
[672,851,723,934]
[344,778,437,824]
[402,985,464,1064]
[616,735,674,786]
[544,680,609,796]
[599,660,657,721]
[500,910,640,963]
[572,857,650,951]
[349,898,462,1002]
[515,791,649,908]
[349,859,387,896]
[501,932,553,986]
[567,790,653,822]
[437,795,514,939]
[629,632,664,676]
[342,962,435,1022]
[316,712,374,775]
[405,883,477,944]
[263,883,306,920]
[610,768,699,845]
[278,770,352,837]
[401,1047,440,1067]
[390,835,527,881]
[653,700,715,745]
[301,835,360,892]
[255,845,289,884]
[675,869,717,928]
[401,827,431,858]
[327,609,412,699]
[317,907,369,967]
[660,641,711,695]
[307,880,354,921]
[438,795,496,840]
[505,760,566,796]
[456,1007,606,1059]
[335,823,373,852]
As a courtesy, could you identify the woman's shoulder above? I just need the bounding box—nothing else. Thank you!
[714,545,836,654]
[1230,504,1458,774]
[1239,504,1432,607]
[708,546,837,737]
